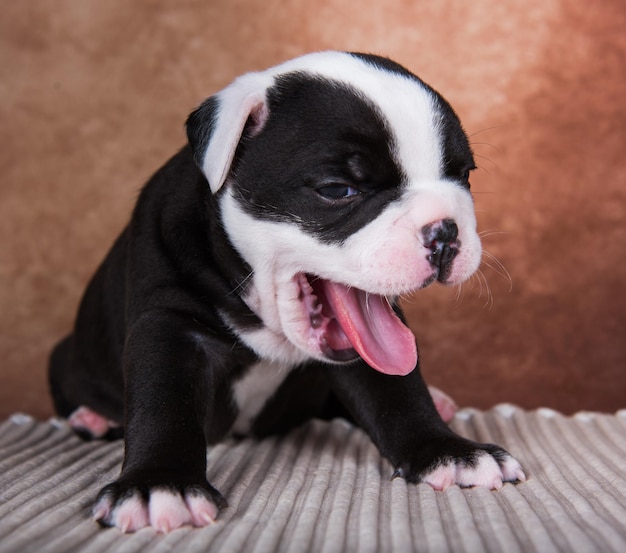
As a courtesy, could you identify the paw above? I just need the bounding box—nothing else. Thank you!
[427,386,458,423]
[394,438,526,491]
[68,406,121,440]
[93,480,226,533]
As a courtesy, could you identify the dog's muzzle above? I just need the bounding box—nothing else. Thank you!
[422,218,460,282]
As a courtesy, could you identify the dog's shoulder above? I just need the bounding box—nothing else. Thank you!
[133,145,208,221]
[120,146,255,327]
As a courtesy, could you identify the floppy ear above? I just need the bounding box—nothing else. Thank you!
[186,71,273,194]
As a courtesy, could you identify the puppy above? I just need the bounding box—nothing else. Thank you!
[49,51,525,533]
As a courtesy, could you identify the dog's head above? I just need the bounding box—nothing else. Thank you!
[187,52,481,375]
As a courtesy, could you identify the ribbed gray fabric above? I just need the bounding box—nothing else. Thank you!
[0,406,625,553]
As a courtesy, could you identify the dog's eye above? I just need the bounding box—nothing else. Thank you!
[316,184,361,201]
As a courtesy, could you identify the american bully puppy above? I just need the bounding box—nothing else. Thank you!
[49,51,525,533]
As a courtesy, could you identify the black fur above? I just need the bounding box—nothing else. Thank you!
[227,74,406,244]
[49,54,518,529]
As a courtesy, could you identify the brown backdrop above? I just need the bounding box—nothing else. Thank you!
[1,0,625,419]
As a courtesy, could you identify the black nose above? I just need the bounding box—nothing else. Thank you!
[422,219,459,276]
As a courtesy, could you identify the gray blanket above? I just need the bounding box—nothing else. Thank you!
[1,406,625,552]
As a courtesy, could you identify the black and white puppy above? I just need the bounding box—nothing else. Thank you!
[49,51,525,533]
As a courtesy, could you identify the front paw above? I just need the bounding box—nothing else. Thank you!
[93,477,226,533]
[394,437,526,491]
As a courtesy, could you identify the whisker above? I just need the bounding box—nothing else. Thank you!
[470,192,497,198]
[469,270,480,297]
[228,271,254,296]
[470,141,502,153]
[473,153,498,170]
[398,292,418,307]
[454,281,464,304]
[468,125,504,139]
[482,250,513,291]
[485,272,495,310]
[475,269,494,310]
[479,229,510,239]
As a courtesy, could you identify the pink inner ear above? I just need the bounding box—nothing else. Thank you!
[247,102,270,137]
[203,86,271,193]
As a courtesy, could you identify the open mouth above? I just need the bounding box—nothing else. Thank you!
[296,274,417,376]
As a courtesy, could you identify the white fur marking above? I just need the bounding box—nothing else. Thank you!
[232,359,292,434]
[422,451,526,491]
[501,456,527,483]
[422,462,457,491]
[455,453,503,489]
[94,489,220,533]
[110,493,149,533]
[149,490,193,533]
[204,87,272,192]
[186,494,218,526]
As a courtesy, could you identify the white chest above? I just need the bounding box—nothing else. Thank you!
[231,359,292,434]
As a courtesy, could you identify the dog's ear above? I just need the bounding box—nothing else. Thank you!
[186,72,272,193]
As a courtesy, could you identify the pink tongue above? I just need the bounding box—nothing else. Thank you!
[323,281,417,376]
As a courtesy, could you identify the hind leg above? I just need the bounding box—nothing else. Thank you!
[49,335,124,440]
[428,386,458,423]
[68,406,122,440]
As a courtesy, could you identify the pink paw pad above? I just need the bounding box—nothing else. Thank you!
[68,406,120,439]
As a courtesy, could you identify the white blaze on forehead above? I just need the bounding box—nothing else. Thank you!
[273,52,443,181]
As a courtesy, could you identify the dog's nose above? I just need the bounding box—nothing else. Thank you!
[422,219,459,272]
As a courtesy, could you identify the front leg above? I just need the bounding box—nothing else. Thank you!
[326,362,526,490]
[93,313,232,532]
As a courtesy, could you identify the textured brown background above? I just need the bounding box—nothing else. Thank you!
[1,0,625,419]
